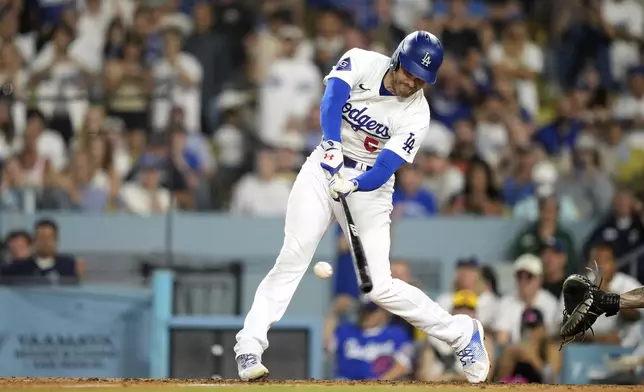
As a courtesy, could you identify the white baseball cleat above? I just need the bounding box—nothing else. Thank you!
[236,353,269,381]
[456,319,490,383]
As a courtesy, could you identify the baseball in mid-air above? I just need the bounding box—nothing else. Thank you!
[313,261,333,279]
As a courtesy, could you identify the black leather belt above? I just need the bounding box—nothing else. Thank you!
[344,156,372,171]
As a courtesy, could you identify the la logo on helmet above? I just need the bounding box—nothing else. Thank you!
[421,52,431,67]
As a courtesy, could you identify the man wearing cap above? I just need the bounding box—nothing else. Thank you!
[497,307,561,384]
[494,254,559,345]
[540,237,569,298]
[331,299,415,380]
[418,290,496,381]
[119,154,171,215]
[258,24,322,146]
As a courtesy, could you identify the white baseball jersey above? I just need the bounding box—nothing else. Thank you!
[323,48,430,166]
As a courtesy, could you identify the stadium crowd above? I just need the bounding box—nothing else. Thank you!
[2,0,644,384]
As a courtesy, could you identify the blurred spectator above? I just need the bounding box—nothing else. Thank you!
[474,93,510,169]
[0,156,33,211]
[0,42,27,134]
[392,164,438,218]
[2,230,32,265]
[119,154,171,215]
[230,149,292,216]
[540,237,568,298]
[39,149,110,212]
[313,10,346,73]
[566,243,643,346]
[557,134,615,219]
[331,300,414,380]
[249,8,294,85]
[103,33,153,132]
[488,19,543,117]
[497,308,561,384]
[493,254,559,345]
[417,290,496,382]
[213,90,252,201]
[445,159,503,216]
[152,26,203,133]
[613,67,644,131]
[598,121,644,184]
[557,0,614,90]
[439,0,481,60]
[449,118,479,173]
[18,109,67,172]
[501,146,536,208]
[583,188,644,281]
[419,128,464,209]
[511,195,578,272]
[184,1,232,133]
[0,219,83,285]
[259,24,321,146]
[30,22,95,142]
[0,98,19,161]
[513,160,579,221]
[533,97,582,159]
[103,19,126,61]
[436,257,499,330]
[426,57,473,130]
[601,0,643,83]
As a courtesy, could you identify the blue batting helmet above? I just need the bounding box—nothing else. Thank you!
[389,31,444,85]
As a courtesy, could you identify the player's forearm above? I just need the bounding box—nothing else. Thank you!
[354,149,404,191]
[620,286,644,309]
[320,78,351,143]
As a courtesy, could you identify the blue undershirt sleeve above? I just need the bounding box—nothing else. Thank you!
[320,77,351,143]
[354,149,406,192]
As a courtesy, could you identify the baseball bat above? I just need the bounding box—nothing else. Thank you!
[338,193,373,294]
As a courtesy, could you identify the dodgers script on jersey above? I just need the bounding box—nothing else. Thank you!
[323,48,431,166]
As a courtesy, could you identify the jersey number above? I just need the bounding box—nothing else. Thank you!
[363,136,379,152]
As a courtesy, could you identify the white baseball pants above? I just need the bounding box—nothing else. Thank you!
[234,147,474,357]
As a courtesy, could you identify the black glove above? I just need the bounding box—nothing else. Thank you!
[559,273,620,348]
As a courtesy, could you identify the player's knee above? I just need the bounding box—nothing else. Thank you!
[366,277,396,303]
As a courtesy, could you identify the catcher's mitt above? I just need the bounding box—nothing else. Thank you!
[559,262,621,349]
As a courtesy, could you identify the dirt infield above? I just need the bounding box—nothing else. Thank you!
[0,378,641,391]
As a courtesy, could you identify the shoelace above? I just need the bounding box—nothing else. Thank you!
[457,348,475,367]
[238,354,258,369]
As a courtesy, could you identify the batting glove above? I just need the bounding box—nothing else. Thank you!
[329,173,358,201]
[320,140,344,178]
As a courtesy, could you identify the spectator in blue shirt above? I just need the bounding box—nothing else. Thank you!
[332,300,415,380]
[502,146,536,207]
[533,97,582,157]
[393,164,438,218]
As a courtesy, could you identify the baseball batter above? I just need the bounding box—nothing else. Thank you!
[234,31,490,383]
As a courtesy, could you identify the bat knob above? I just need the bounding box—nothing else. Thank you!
[360,282,373,294]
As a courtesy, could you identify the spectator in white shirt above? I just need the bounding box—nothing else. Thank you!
[436,257,499,331]
[259,25,322,146]
[16,109,67,173]
[488,19,543,117]
[419,129,464,209]
[119,154,171,215]
[602,0,644,82]
[29,23,95,140]
[494,254,559,345]
[230,149,292,216]
[613,66,644,133]
[152,26,203,133]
